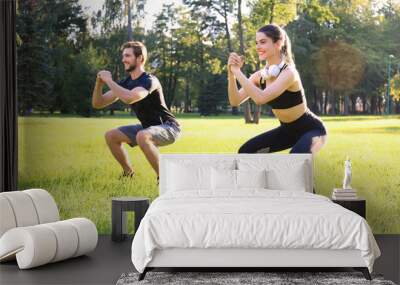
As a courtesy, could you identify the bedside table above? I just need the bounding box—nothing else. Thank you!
[111,197,150,242]
[332,198,366,218]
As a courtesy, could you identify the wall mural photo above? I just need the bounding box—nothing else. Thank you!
[17,0,400,234]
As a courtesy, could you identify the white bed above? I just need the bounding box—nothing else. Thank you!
[131,154,380,281]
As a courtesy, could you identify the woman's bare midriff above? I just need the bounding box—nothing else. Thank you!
[266,73,307,123]
[272,103,307,123]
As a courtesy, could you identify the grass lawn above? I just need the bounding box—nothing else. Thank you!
[18,114,400,234]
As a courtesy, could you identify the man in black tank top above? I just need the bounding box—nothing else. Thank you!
[92,41,181,180]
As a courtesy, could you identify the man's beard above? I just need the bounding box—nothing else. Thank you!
[125,63,136,72]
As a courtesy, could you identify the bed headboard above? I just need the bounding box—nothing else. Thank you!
[159,154,314,195]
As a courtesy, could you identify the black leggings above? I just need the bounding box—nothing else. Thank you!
[238,110,327,154]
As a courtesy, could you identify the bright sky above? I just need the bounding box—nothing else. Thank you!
[79,0,183,31]
[79,0,251,32]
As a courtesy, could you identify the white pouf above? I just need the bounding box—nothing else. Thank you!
[0,189,98,269]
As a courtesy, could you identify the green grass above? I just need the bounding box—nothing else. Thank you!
[18,114,400,234]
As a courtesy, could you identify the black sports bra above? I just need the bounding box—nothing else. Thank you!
[259,65,304,109]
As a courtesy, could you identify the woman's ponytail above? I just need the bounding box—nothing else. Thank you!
[280,29,294,66]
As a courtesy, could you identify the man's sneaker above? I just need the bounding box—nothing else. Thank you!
[119,170,135,179]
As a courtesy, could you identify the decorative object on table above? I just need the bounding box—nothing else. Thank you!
[0,189,98,269]
[332,157,358,200]
[342,156,353,189]
[116,271,394,285]
[112,197,150,242]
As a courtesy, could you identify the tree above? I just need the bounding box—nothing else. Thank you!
[124,0,146,40]
[390,72,400,113]
[183,0,239,114]
[198,74,227,115]
[16,0,400,117]
[17,0,88,115]
[184,0,233,52]
[231,0,245,116]
[147,4,182,108]
[285,0,337,114]
[312,41,365,115]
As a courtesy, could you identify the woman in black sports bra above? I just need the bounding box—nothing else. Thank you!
[227,24,327,154]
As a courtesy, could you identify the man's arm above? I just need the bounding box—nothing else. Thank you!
[91,78,119,109]
[105,80,149,105]
[98,70,151,105]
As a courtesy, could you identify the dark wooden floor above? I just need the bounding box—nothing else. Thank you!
[0,235,399,285]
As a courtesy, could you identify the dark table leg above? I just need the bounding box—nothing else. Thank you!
[112,201,126,242]
[134,202,149,234]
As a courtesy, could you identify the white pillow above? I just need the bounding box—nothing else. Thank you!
[237,159,309,192]
[236,169,267,189]
[266,165,307,191]
[167,163,212,191]
[212,168,237,191]
[211,169,268,191]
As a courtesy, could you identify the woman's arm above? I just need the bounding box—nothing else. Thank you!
[227,53,260,107]
[232,66,297,105]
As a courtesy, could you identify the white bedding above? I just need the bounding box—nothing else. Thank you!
[131,190,380,273]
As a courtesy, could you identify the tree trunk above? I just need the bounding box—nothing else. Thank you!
[223,0,232,53]
[161,37,166,91]
[244,61,262,123]
[238,0,244,55]
[269,1,276,23]
[253,105,261,124]
[320,91,324,115]
[344,94,349,115]
[231,0,244,116]
[324,90,329,115]
[376,97,380,114]
[169,60,180,109]
[331,89,336,115]
[313,87,319,114]
[350,94,357,114]
[127,0,132,40]
[244,101,253,123]
[370,95,377,114]
[166,37,174,106]
[184,78,191,113]
[199,36,205,108]
[362,95,367,114]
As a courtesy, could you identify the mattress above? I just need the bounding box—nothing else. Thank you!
[131,190,380,273]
